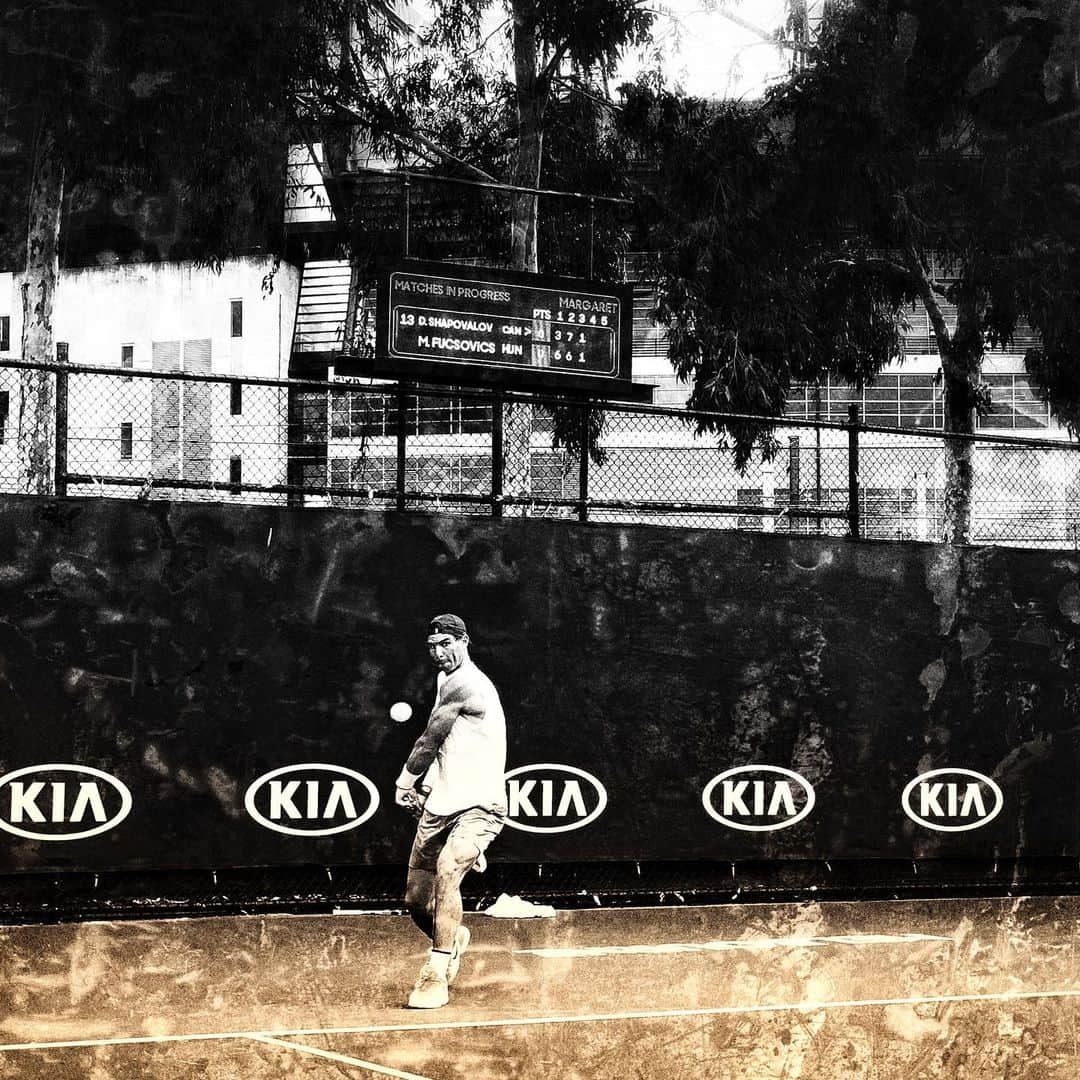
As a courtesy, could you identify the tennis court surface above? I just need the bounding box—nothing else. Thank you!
[1,894,1078,1078]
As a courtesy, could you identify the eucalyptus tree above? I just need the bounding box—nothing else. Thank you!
[325,0,654,486]
[0,0,393,492]
[626,0,1080,542]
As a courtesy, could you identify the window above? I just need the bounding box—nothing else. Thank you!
[897,375,940,429]
[0,391,8,443]
[230,300,243,338]
[230,381,243,416]
[0,316,9,352]
[981,374,1050,430]
[120,422,133,460]
[56,341,69,363]
[788,377,943,429]
[330,390,493,439]
[121,344,134,381]
[229,455,242,489]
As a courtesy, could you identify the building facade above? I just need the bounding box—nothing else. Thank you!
[0,257,300,499]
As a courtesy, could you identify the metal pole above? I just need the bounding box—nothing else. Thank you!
[578,404,590,523]
[814,384,822,534]
[788,435,800,533]
[587,198,596,279]
[847,403,860,540]
[396,387,408,512]
[492,393,504,519]
[402,174,411,257]
[54,367,68,497]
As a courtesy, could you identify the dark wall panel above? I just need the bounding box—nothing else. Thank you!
[0,497,1078,872]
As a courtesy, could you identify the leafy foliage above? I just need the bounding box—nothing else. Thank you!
[0,0,399,268]
[619,84,910,465]
[622,0,1080,482]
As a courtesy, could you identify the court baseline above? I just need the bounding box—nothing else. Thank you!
[1,986,1080,1056]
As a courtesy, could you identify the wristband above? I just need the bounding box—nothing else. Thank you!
[396,767,422,790]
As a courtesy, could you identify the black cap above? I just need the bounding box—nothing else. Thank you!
[429,613,468,639]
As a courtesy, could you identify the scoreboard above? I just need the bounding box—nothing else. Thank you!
[371,260,641,396]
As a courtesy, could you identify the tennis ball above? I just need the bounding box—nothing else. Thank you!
[389,701,413,723]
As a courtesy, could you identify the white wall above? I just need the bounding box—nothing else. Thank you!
[58,258,299,378]
[0,273,17,361]
[0,257,299,377]
[0,257,300,501]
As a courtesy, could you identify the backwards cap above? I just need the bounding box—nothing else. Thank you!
[429,613,468,639]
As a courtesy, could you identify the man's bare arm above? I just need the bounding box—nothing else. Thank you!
[396,678,483,788]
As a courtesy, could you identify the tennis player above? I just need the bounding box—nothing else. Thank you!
[395,613,507,1009]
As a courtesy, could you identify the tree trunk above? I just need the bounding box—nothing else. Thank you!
[18,120,65,496]
[939,290,984,546]
[509,3,543,274]
[903,249,981,545]
[503,0,548,513]
[939,348,981,544]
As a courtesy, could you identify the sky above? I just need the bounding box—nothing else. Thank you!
[618,0,793,100]
[404,0,797,102]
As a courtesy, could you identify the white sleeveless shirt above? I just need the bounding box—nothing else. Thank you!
[422,660,507,816]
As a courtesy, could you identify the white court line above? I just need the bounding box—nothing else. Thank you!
[2,987,1080,1053]
[516,932,954,959]
[246,1034,432,1080]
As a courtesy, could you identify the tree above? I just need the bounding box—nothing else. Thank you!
[319,0,653,492]
[627,0,1080,543]
[0,0,395,493]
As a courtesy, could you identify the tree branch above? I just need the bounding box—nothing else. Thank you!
[553,74,624,112]
[901,245,952,354]
[328,98,498,183]
[539,40,572,87]
[319,53,500,184]
[717,9,811,53]
[829,255,914,279]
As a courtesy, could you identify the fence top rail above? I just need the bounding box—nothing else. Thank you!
[339,164,633,205]
[4,358,1077,453]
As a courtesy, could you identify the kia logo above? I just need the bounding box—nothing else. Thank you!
[702,765,816,832]
[504,764,607,834]
[244,764,380,837]
[901,768,1003,832]
[0,764,132,841]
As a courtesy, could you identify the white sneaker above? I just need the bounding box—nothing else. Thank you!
[407,962,449,1009]
[446,925,470,986]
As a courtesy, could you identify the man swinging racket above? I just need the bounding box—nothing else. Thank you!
[395,614,507,1009]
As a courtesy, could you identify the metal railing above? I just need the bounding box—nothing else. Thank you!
[2,359,1079,548]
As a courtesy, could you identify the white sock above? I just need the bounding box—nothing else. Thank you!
[428,949,451,979]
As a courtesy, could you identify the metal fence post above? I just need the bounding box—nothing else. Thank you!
[587,198,596,279]
[491,393,504,519]
[788,435,800,532]
[578,403,590,523]
[847,403,861,540]
[396,386,408,513]
[54,366,68,497]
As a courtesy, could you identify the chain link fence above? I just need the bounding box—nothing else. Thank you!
[2,360,1079,548]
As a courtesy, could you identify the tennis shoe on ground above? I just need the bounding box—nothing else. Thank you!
[407,963,449,1009]
[446,925,470,986]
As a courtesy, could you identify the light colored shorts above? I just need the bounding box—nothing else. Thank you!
[408,804,507,873]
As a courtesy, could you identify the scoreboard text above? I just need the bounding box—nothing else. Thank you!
[383,267,627,381]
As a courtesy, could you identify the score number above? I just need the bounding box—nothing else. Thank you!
[549,308,614,366]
